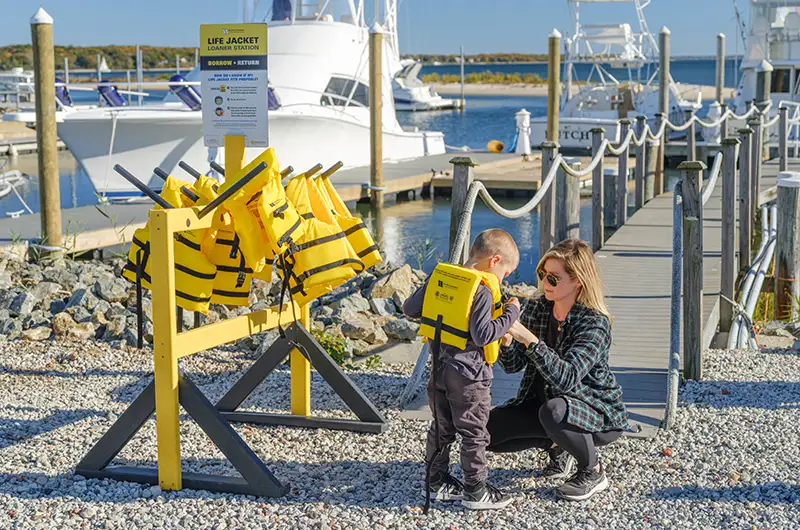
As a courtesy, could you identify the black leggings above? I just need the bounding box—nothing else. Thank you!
[487,398,622,469]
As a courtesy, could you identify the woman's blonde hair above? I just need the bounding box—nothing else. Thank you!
[536,238,614,326]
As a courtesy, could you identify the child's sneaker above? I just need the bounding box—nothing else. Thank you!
[461,481,513,510]
[429,473,464,502]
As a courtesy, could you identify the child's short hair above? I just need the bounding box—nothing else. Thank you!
[469,229,519,267]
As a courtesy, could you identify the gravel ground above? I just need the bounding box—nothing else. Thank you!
[0,339,797,530]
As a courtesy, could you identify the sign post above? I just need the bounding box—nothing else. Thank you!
[200,23,269,179]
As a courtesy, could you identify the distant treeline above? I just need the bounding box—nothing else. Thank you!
[403,53,549,64]
[421,72,545,85]
[0,45,198,71]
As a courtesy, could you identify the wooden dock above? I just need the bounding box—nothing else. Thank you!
[402,156,786,438]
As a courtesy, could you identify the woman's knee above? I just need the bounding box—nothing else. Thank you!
[538,397,568,428]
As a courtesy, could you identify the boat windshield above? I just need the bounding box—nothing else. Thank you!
[264,0,364,26]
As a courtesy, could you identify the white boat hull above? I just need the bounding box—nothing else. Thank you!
[57,107,445,197]
[530,117,621,151]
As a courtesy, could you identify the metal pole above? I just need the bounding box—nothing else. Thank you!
[591,128,605,251]
[369,23,384,211]
[780,106,789,172]
[716,33,726,105]
[30,8,62,260]
[96,53,102,82]
[449,157,476,265]
[720,138,740,332]
[774,172,800,321]
[738,127,753,272]
[635,115,646,211]
[547,30,561,142]
[127,70,131,106]
[539,141,558,259]
[176,55,180,75]
[194,48,199,67]
[460,45,465,112]
[679,160,706,381]
[617,119,631,228]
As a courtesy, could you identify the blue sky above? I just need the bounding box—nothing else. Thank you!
[2,1,750,56]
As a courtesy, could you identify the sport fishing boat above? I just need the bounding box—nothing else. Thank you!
[51,0,445,199]
[530,0,696,151]
[392,59,462,111]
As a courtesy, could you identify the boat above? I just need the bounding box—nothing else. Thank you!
[392,59,462,111]
[52,0,446,199]
[729,1,800,149]
[530,0,696,152]
[0,67,35,109]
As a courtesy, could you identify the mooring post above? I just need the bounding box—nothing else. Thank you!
[591,128,605,251]
[716,33,726,105]
[720,138,740,332]
[616,119,631,229]
[780,106,789,172]
[635,115,646,211]
[556,157,580,242]
[738,127,753,272]
[604,168,617,235]
[657,28,670,198]
[63,57,69,84]
[449,157,476,265]
[547,30,561,143]
[748,116,761,222]
[460,45,465,111]
[369,23,384,211]
[540,141,558,259]
[679,160,706,380]
[654,112,666,195]
[774,172,800,321]
[686,109,697,162]
[645,138,658,203]
[31,8,62,260]
[721,103,729,141]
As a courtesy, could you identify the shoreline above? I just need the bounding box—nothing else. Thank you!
[432,82,738,101]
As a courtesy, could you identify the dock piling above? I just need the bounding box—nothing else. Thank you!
[779,106,789,172]
[556,158,580,242]
[657,27,670,196]
[679,160,706,381]
[547,30,561,142]
[645,138,658,203]
[591,128,605,251]
[616,119,630,229]
[686,109,697,162]
[655,112,666,195]
[774,172,800,321]
[720,138,740,332]
[716,33,725,105]
[748,116,761,222]
[30,8,62,259]
[604,168,617,235]
[539,142,558,259]
[738,127,753,272]
[369,23,384,211]
[635,115,646,210]
[448,157,476,265]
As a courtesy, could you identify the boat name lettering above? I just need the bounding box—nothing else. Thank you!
[559,129,591,141]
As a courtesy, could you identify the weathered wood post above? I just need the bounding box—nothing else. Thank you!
[738,127,753,272]
[774,172,800,321]
[654,112,666,196]
[645,138,658,202]
[591,128,605,251]
[635,115,646,211]
[686,108,697,162]
[721,103,729,141]
[680,160,706,380]
[617,119,631,228]
[657,27,671,198]
[540,142,558,259]
[780,106,789,172]
[720,138,740,332]
[449,157,476,265]
[369,23,384,212]
[31,8,62,259]
[556,157,581,242]
[604,168,618,235]
[716,33,726,105]
[547,30,561,143]
[748,116,761,223]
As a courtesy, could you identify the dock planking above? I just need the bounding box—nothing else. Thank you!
[401,156,786,439]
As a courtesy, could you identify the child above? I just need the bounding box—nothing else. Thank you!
[403,229,521,510]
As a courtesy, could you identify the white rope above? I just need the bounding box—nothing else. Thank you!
[763,114,781,128]
[667,114,696,132]
[647,120,667,141]
[607,129,635,156]
[701,152,724,206]
[560,140,611,178]
[632,125,649,147]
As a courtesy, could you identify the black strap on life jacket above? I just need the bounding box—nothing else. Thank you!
[424,315,445,515]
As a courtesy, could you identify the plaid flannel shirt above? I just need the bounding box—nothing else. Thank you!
[498,295,629,433]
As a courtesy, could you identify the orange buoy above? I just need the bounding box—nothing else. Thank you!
[487,140,504,153]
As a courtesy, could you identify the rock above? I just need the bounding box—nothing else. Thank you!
[30,281,63,301]
[0,272,14,289]
[785,321,800,338]
[21,327,51,341]
[49,299,67,315]
[0,319,21,339]
[67,289,101,311]
[94,279,129,303]
[0,289,20,311]
[311,320,325,331]
[254,330,280,356]
[22,311,50,330]
[106,303,129,319]
[103,316,127,341]
[340,313,376,342]
[506,282,538,299]
[67,306,92,323]
[383,318,420,341]
[123,328,138,347]
[349,339,372,357]
[366,324,388,345]
[369,298,396,317]
[94,299,112,317]
[369,265,416,302]
[143,321,154,343]
[52,312,95,340]
[330,292,371,313]
[411,268,428,283]
[392,291,409,310]
[9,292,38,317]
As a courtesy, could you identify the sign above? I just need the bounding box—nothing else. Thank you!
[200,23,269,148]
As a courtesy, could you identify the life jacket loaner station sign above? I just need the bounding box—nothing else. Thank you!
[200,23,269,148]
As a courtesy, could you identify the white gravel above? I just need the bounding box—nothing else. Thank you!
[0,338,797,529]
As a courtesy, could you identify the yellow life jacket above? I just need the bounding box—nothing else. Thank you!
[418,263,504,365]
[122,176,217,314]
[315,174,382,270]
[281,171,362,306]
[193,175,254,306]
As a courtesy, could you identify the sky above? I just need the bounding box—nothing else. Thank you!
[1,0,751,56]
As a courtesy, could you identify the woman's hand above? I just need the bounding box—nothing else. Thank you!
[501,333,514,347]
[509,320,539,347]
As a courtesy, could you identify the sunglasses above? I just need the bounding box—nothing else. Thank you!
[538,270,562,287]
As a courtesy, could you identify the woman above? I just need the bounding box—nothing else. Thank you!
[487,238,628,501]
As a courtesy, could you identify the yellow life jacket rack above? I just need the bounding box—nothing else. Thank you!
[417,263,504,365]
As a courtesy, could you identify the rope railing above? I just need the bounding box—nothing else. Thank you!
[701,151,724,205]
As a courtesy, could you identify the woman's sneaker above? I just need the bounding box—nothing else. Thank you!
[429,473,464,502]
[461,482,513,510]
[542,446,575,480]
[556,461,609,501]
